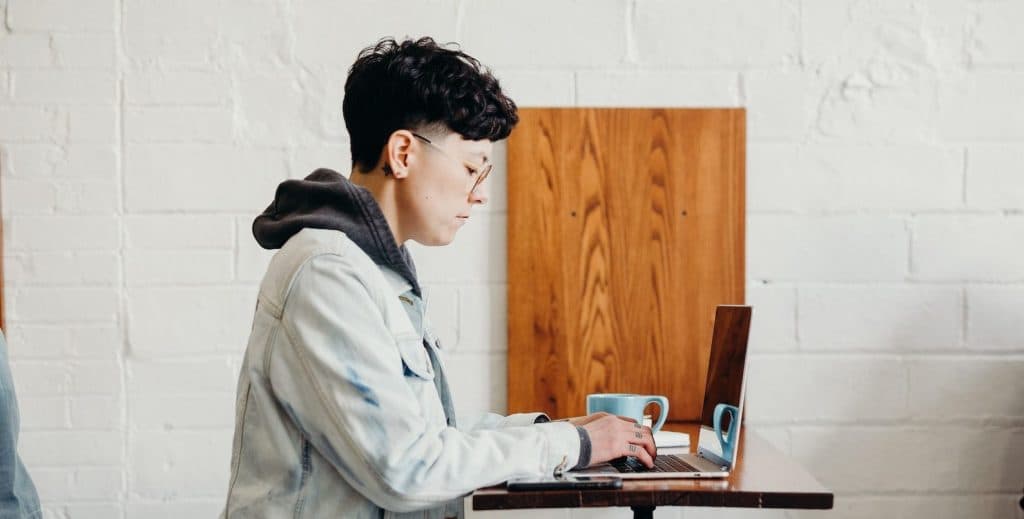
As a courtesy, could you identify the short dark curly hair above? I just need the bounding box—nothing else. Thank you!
[343,36,519,174]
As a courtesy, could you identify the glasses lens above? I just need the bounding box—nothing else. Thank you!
[472,163,492,193]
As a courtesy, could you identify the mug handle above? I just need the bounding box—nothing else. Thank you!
[713,403,737,448]
[645,396,669,434]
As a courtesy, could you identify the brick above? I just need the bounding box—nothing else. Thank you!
[128,288,256,355]
[798,285,961,352]
[125,107,233,143]
[285,144,350,180]
[794,495,1024,519]
[815,71,939,143]
[126,250,233,285]
[0,106,62,141]
[494,70,574,107]
[444,352,507,418]
[748,425,791,455]
[802,1,963,71]
[235,216,274,282]
[31,467,123,501]
[911,215,1024,281]
[1,178,57,214]
[125,145,287,212]
[55,145,118,179]
[18,396,67,430]
[0,143,62,177]
[966,144,1024,209]
[3,325,120,359]
[748,144,962,212]
[66,105,118,143]
[7,0,116,32]
[744,356,907,423]
[790,426,1023,492]
[129,430,231,498]
[11,287,119,323]
[125,69,229,105]
[12,70,116,104]
[457,284,505,352]
[54,179,119,214]
[126,501,225,518]
[576,71,738,107]
[908,357,1024,420]
[123,0,219,63]
[128,358,236,395]
[938,72,1024,141]
[293,1,458,67]
[0,33,54,67]
[52,35,116,69]
[20,430,123,466]
[126,215,234,250]
[423,284,458,352]
[967,287,1024,352]
[635,0,798,67]
[748,215,908,281]
[408,212,506,283]
[745,283,796,352]
[69,395,120,429]
[7,360,68,396]
[462,0,623,68]
[7,215,119,251]
[970,2,1024,66]
[234,73,327,147]
[69,360,121,395]
[744,71,824,140]
[131,393,234,430]
[57,503,123,519]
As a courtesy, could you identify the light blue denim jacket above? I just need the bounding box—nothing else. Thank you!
[0,331,41,519]
[221,228,581,518]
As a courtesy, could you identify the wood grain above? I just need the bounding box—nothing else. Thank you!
[472,426,834,511]
[507,108,746,421]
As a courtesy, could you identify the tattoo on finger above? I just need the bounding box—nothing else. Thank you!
[634,431,642,439]
[629,444,638,453]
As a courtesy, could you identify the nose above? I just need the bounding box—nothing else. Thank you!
[470,181,489,205]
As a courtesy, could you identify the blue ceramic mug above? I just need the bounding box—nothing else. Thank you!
[713,403,740,461]
[586,393,669,433]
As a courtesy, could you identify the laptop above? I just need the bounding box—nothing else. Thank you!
[579,304,752,479]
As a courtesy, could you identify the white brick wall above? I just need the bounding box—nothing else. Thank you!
[1,1,1022,518]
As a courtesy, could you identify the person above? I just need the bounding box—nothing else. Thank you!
[0,330,42,518]
[221,36,656,518]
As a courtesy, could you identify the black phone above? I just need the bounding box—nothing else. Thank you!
[506,474,623,491]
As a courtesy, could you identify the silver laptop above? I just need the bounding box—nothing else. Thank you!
[580,305,752,479]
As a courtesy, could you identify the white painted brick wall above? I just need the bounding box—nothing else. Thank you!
[1,1,1022,518]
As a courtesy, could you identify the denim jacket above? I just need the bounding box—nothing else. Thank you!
[0,332,41,519]
[221,228,581,518]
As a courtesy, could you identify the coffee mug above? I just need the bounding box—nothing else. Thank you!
[713,403,740,461]
[586,393,669,434]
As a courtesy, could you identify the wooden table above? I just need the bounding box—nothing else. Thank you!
[473,424,833,518]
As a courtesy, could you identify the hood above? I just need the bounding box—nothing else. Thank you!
[252,168,421,296]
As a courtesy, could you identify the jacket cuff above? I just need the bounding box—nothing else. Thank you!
[500,412,550,427]
[534,422,582,476]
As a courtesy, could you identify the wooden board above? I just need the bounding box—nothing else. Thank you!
[507,108,745,421]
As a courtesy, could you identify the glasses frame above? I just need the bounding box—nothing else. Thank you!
[411,132,492,195]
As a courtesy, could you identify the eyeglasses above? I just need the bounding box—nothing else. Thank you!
[411,132,492,194]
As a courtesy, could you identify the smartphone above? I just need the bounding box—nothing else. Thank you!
[506,474,623,491]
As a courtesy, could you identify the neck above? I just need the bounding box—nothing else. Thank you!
[349,169,407,244]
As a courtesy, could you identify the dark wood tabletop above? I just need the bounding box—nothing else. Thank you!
[473,424,833,514]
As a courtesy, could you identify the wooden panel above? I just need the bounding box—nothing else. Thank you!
[507,108,745,421]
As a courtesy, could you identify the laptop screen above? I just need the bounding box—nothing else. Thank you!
[695,305,752,467]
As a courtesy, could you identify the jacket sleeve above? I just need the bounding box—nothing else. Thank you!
[269,253,582,513]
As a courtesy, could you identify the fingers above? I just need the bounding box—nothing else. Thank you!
[624,438,655,468]
[632,422,657,460]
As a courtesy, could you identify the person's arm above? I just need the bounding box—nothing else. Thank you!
[269,253,582,513]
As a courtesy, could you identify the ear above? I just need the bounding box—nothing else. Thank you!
[385,130,416,179]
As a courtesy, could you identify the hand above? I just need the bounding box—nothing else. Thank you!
[580,413,657,468]
[564,412,613,427]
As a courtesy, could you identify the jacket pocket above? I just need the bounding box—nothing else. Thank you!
[394,335,435,381]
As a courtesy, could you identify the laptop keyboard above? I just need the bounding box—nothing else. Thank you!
[609,455,700,473]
